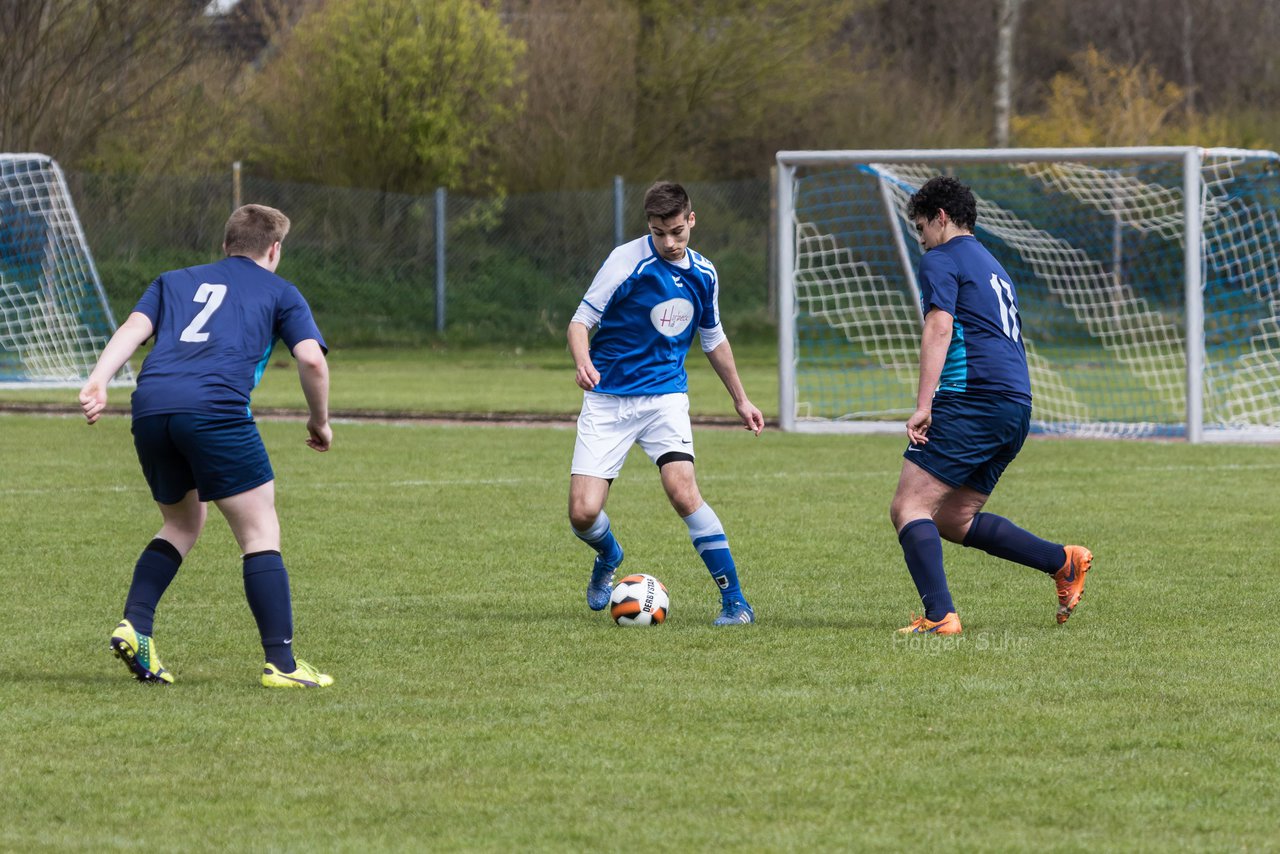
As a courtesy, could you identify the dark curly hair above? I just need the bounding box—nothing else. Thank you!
[906,176,977,231]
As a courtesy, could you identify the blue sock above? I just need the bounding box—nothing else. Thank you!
[573,511,623,566]
[123,538,182,637]
[963,512,1066,574]
[243,551,295,672]
[683,503,743,602]
[898,519,954,621]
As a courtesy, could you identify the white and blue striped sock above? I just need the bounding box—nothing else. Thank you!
[573,511,622,565]
[683,502,741,600]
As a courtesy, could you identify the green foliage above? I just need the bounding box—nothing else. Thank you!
[1013,47,1230,146]
[496,0,874,188]
[630,0,863,181]
[248,0,523,193]
[3,414,1280,849]
[0,0,223,169]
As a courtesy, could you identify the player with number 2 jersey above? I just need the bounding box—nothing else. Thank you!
[129,257,324,419]
[79,204,335,689]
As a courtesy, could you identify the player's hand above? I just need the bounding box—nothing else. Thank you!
[737,400,765,436]
[306,419,332,452]
[906,408,931,445]
[575,361,600,391]
[78,381,107,425]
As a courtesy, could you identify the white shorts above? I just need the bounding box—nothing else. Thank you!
[571,392,694,479]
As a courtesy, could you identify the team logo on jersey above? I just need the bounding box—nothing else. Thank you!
[650,298,694,337]
[671,274,685,289]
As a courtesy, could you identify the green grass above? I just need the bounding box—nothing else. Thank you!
[0,341,783,421]
[2,411,1279,850]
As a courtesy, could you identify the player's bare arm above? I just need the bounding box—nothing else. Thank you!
[567,321,600,391]
[293,338,331,452]
[908,308,954,445]
[78,311,155,424]
[704,339,764,435]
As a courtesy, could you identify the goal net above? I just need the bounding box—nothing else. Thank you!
[0,153,126,388]
[775,147,1280,442]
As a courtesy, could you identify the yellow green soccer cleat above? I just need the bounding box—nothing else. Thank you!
[261,659,334,689]
[109,619,173,684]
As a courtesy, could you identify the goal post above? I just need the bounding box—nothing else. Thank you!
[0,153,127,388]
[775,146,1280,442]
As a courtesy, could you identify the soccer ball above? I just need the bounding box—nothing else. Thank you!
[609,574,669,626]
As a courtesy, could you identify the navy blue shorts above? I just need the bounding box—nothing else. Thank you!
[903,393,1030,495]
[132,413,274,504]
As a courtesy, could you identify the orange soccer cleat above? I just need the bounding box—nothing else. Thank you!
[1054,545,1093,624]
[898,611,963,635]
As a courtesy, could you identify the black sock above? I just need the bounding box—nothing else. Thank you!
[243,550,296,671]
[963,512,1066,574]
[123,538,183,636]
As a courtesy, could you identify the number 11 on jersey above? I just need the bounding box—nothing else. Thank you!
[988,273,1020,340]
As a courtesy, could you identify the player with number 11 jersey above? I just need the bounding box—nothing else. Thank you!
[916,233,1030,406]
[889,176,1092,638]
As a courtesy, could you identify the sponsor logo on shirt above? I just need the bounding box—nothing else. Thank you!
[650,297,694,337]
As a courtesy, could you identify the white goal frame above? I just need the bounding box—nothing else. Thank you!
[775,146,1280,443]
[0,153,126,388]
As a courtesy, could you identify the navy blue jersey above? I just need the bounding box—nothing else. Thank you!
[918,235,1031,406]
[130,256,325,418]
[578,235,723,396]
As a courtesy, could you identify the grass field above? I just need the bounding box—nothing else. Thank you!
[3,381,1280,849]
[0,342,781,422]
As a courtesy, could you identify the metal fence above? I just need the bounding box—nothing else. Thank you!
[65,170,774,348]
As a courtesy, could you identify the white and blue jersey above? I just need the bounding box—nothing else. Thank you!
[573,235,725,396]
[130,256,326,419]
[918,235,1031,406]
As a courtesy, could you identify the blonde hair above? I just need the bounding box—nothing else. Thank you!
[223,204,290,257]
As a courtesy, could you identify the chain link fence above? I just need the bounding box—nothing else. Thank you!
[65,170,774,349]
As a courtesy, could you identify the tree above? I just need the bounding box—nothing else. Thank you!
[628,0,862,181]
[0,0,216,166]
[494,0,869,189]
[249,0,523,194]
[993,0,1022,147]
[1011,47,1227,147]
[495,1,639,192]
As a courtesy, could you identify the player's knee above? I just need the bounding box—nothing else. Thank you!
[567,499,601,531]
[889,497,908,530]
[890,499,927,533]
[668,493,702,517]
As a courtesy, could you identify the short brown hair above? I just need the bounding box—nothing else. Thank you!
[643,181,691,221]
[223,204,290,257]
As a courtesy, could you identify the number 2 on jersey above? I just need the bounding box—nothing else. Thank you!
[179,283,228,343]
[988,273,1020,340]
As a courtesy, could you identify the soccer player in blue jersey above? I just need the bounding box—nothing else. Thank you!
[890,176,1092,634]
[79,204,335,687]
[567,181,765,625]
